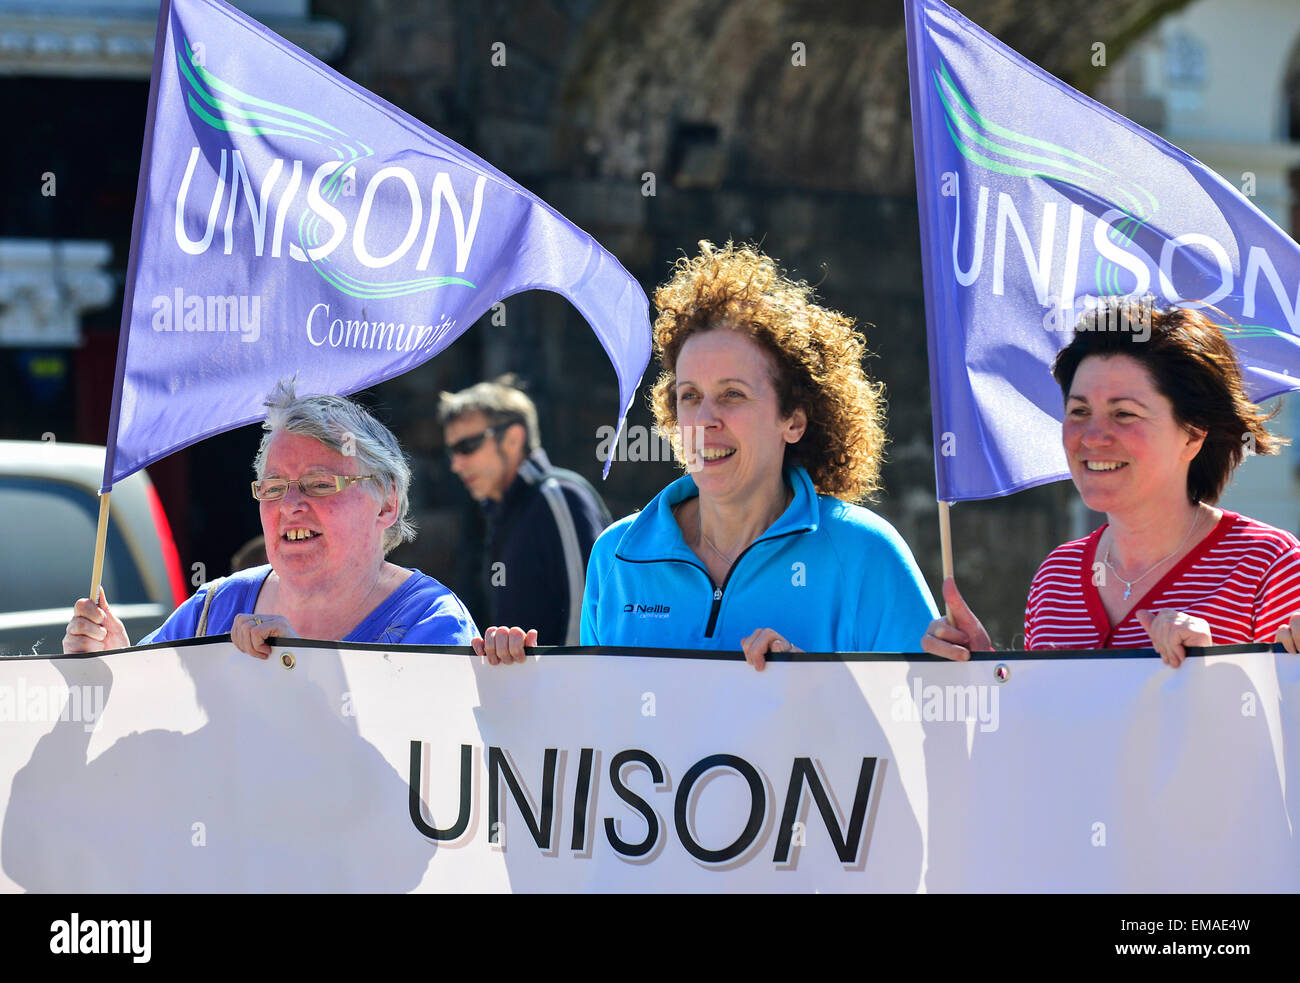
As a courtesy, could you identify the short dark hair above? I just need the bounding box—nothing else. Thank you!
[1051,300,1285,505]
[437,373,540,453]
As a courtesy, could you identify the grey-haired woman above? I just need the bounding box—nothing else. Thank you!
[63,380,478,657]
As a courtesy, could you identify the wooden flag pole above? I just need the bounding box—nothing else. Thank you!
[938,499,954,619]
[89,491,112,602]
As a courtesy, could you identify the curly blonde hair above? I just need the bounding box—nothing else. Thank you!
[649,241,886,502]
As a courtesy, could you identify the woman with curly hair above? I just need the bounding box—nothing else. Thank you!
[922,299,1300,666]
[479,240,938,668]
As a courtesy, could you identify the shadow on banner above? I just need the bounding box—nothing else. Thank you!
[2,641,433,891]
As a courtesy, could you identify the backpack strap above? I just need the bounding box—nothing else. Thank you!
[537,476,587,645]
[195,577,228,636]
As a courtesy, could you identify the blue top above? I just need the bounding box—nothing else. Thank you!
[139,565,478,646]
[581,467,938,652]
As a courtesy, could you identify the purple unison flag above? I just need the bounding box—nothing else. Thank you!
[906,0,1300,502]
[103,0,650,491]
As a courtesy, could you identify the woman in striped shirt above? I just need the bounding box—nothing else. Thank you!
[922,300,1300,666]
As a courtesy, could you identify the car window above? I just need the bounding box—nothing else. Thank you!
[0,478,149,611]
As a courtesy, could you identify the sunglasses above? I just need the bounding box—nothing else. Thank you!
[446,427,501,458]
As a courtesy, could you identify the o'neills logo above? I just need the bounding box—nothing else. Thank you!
[172,38,484,303]
[409,743,880,868]
[622,602,670,617]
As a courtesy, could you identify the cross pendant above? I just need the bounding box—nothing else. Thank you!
[1122,585,1132,600]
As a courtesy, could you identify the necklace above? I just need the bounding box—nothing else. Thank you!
[699,511,737,566]
[697,514,734,602]
[694,489,794,582]
[1102,509,1202,601]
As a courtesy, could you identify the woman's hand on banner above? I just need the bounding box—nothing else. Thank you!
[740,628,801,672]
[1276,614,1300,654]
[473,626,538,665]
[1135,609,1212,668]
[920,577,992,661]
[232,612,296,659]
[62,588,131,654]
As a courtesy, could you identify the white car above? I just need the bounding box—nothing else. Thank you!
[0,441,186,656]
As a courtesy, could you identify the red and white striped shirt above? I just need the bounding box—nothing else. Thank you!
[1024,510,1300,650]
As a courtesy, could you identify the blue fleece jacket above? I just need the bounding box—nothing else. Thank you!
[581,467,938,652]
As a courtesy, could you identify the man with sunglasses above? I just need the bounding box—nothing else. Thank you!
[439,375,610,645]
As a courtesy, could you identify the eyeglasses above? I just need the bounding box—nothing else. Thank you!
[446,427,500,458]
[251,474,377,501]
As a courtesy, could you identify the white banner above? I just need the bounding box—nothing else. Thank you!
[0,642,1295,892]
